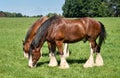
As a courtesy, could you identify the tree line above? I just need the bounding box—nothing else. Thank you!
[0,11,59,17]
[0,11,45,17]
[62,0,120,17]
[0,11,24,17]
[1,0,120,17]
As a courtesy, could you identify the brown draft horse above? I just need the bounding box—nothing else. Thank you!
[28,15,106,69]
[23,16,48,58]
[23,16,69,60]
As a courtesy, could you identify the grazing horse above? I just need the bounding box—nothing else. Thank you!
[23,16,69,59]
[28,15,106,69]
[23,16,48,58]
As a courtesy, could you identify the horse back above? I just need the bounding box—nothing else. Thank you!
[47,18,87,43]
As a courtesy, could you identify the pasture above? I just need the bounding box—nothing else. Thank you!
[0,17,120,78]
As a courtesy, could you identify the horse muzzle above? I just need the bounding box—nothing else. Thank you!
[24,52,28,58]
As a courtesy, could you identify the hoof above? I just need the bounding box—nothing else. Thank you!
[94,63,104,67]
[59,63,69,69]
[48,63,58,67]
[83,63,94,68]
[59,65,69,69]
[48,57,58,67]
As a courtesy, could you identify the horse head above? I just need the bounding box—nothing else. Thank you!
[22,16,49,59]
[28,43,41,68]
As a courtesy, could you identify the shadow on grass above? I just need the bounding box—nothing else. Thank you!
[41,53,49,57]
[36,61,49,67]
[37,51,87,67]
[36,58,87,67]
[67,58,87,64]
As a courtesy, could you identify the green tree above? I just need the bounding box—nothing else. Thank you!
[62,0,120,17]
[16,13,23,17]
[62,0,85,17]
[85,0,108,17]
[47,13,58,17]
[108,0,120,16]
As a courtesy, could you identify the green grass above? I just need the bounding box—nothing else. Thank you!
[0,17,120,78]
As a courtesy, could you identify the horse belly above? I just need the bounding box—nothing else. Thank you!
[65,34,84,43]
[65,31,85,43]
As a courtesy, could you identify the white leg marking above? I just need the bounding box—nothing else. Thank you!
[28,54,33,68]
[83,43,94,68]
[59,55,69,69]
[24,52,28,58]
[48,52,58,67]
[63,43,69,57]
[95,53,104,66]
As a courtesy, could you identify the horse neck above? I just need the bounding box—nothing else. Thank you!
[28,17,48,40]
[32,15,61,49]
[25,17,49,47]
[37,33,47,49]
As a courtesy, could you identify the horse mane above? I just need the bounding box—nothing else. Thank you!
[31,15,62,48]
[24,16,47,43]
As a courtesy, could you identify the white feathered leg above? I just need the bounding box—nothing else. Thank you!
[59,55,69,69]
[48,52,58,67]
[83,43,94,68]
[95,53,104,66]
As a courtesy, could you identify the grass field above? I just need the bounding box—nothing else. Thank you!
[0,17,120,78]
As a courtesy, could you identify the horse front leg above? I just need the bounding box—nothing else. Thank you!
[56,41,69,69]
[47,42,58,67]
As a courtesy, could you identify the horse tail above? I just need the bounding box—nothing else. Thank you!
[98,21,107,47]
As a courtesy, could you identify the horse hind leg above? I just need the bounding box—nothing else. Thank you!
[94,45,104,66]
[83,41,96,68]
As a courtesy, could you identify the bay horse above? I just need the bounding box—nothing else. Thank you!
[28,15,106,69]
[23,16,48,58]
[23,16,69,60]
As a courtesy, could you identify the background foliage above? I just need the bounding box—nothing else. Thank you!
[62,0,120,17]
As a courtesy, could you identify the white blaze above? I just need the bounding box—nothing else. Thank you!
[24,52,28,58]
[28,54,33,67]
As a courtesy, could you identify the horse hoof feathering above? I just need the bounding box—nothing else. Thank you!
[58,55,70,69]
[48,53,58,67]
[94,53,104,66]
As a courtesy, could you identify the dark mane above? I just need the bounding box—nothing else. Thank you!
[24,18,42,42]
[31,15,62,48]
